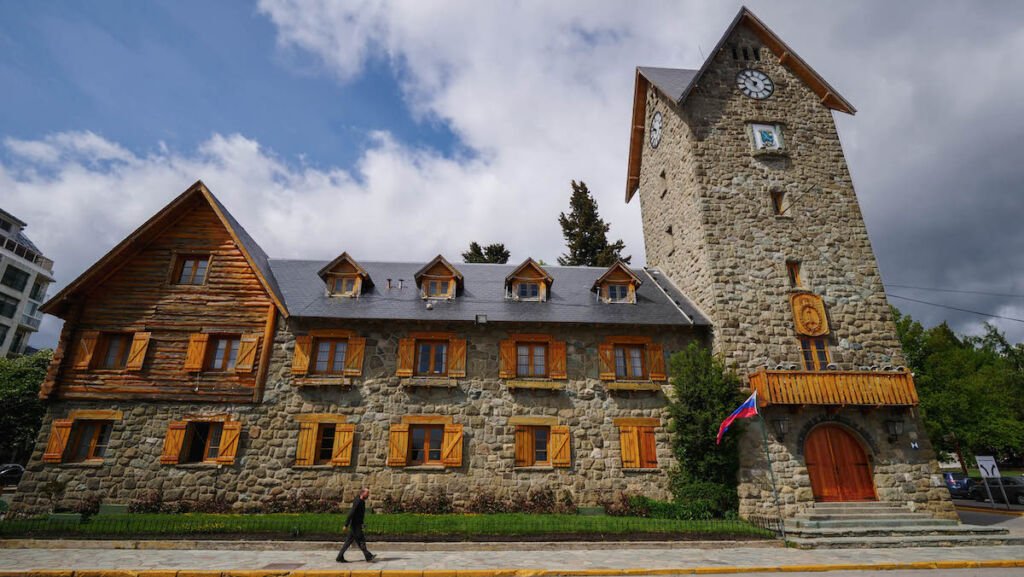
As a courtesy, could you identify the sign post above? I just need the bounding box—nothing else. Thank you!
[975,456,1010,510]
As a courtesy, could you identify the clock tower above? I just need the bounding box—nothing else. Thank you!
[625,8,956,519]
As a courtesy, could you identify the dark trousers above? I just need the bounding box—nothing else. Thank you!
[337,525,372,560]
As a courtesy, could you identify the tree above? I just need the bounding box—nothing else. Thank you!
[557,180,630,267]
[0,350,51,463]
[462,242,510,264]
[666,342,746,515]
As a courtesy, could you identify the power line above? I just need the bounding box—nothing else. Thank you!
[886,284,1024,299]
[887,293,1024,324]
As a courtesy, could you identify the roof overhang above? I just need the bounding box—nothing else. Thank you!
[592,260,642,292]
[504,258,553,290]
[413,254,464,290]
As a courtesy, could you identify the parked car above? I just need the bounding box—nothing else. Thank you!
[969,477,1024,505]
[942,472,975,498]
[0,464,24,487]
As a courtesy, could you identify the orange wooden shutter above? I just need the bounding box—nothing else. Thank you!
[619,426,640,468]
[160,421,187,464]
[550,425,571,467]
[216,421,242,464]
[344,337,366,376]
[234,333,261,373]
[125,332,152,371]
[396,338,415,377]
[442,423,463,467]
[295,421,316,467]
[640,426,658,468]
[549,340,567,379]
[72,331,99,370]
[292,335,313,374]
[387,423,409,466]
[598,343,616,380]
[184,333,209,372]
[514,425,531,467]
[647,343,667,381]
[332,424,356,466]
[498,340,516,378]
[448,338,467,378]
[42,419,74,463]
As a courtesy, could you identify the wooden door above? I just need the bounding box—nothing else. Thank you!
[804,425,875,502]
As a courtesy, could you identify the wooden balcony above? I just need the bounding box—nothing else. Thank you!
[749,369,918,407]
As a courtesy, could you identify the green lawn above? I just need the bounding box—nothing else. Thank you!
[0,512,772,541]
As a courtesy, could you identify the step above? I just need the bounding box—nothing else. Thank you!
[798,512,935,521]
[788,533,1024,549]
[784,524,1008,539]
[790,517,960,529]
[811,502,910,510]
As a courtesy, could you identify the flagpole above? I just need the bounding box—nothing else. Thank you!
[757,407,788,545]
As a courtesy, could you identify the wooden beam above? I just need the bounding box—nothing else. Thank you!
[68,409,124,421]
[612,417,660,427]
[507,380,562,390]
[295,413,348,423]
[253,304,277,403]
[509,416,559,426]
[607,381,663,392]
[401,415,454,425]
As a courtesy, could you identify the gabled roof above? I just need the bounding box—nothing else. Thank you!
[505,258,553,289]
[41,180,288,318]
[592,260,642,291]
[413,255,464,289]
[317,252,372,286]
[626,6,856,202]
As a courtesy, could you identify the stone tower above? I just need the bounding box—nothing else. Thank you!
[626,8,955,519]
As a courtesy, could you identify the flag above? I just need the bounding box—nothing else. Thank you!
[716,391,759,445]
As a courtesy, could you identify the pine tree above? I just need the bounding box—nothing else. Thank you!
[557,180,630,267]
[462,242,510,264]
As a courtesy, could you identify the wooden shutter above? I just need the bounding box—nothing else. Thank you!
[647,343,667,382]
[498,340,516,378]
[184,333,209,372]
[514,425,531,467]
[387,423,409,466]
[619,426,640,468]
[72,331,99,370]
[343,337,366,376]
[549,340,567,379]
[448,338,467,378]
[216,421,242,464]
[332,424,356,466]
[441,423,464,467]
[160,421,187,465]
[598,343,616,380]
[125,332,152,371]
[640,426,659,468]
[550,425,571,467]
[396,338,415,377]
[42,419,74,463]
[292,335,313,374]
[234,333,260,373]
[295,421,317,467]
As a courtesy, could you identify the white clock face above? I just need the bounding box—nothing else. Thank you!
[736,69,774,100]
[650,111,663,148]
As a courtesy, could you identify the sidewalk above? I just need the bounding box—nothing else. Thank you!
[1,541,1024,575]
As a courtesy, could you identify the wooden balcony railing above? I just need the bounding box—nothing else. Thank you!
[749,369,918,407]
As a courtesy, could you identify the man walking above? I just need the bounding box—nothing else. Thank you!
[337,487,376,563]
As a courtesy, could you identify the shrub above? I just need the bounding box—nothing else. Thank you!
[72,495,103,518]
[466,491,512,514]
[128,490,164,514]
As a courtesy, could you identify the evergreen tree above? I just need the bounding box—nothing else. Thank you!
[0,350,50,463]
[462,242,510,264]
[557,180,630,267]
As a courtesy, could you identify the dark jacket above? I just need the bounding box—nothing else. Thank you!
[345,496,366,528]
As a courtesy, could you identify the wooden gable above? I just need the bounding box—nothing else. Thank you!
[505,258,553,301]
[594,261,642,304]
[317,252,371,297]
[414,255,464,298]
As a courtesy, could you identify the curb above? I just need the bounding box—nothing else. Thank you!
[0,540,782,551]
[2,561,1024,577]
[956,505,1024,517]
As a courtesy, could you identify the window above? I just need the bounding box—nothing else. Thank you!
[205,336,241,371]
[614,345,646,380]
[315,423,337,465]
[96,333,132,369]
[516,343,547,378]
[313,338,348,374]
[29,280,46,302]
[0,324,8,347]
[0,219,10,232]
[182,422,224,464]
[771,190,788,216]
[10,330,26,354]
[1,265,30,292]
[65,420,113,463]
[416,340,448,375]
[516,282,540,300]
[515,425,550,467]
[409,424,444,465]
[786,261,802,288]
[332,277,357,295]
[0,294,15,319]
[800,337,830,371]
[425,279,451,297]
[619,424,658,469]
[607,284,630,302]
[174,255,209,285]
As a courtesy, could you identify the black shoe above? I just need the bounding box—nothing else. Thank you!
[336,556,348,563]
[366,554,377,563]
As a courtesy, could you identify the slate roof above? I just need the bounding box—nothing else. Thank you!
[637,67,699,102]
[268,259,708,327]
[207,192,286,313]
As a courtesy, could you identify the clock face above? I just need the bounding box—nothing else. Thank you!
[650,111,663,148]
[736,69,774,100]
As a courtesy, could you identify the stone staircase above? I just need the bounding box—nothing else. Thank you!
[784,501,1020,548]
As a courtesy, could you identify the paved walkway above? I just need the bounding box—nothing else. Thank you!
[1,543,1023,573]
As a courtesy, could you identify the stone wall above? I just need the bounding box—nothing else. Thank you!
[12,319,697,513]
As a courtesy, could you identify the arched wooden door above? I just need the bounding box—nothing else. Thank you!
[804,425,876,502]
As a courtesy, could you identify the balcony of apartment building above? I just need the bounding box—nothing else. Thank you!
[1,234,54,274]
[749,364,918,408]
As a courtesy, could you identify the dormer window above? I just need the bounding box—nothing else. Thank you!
[414,255,463,300]
[517,282,540,300]
[426,279,452,298]
[593,261,642,305]
[607,284,630,302]
[317,252,372,298]
[332,276,358,296]
[505,258,552,302]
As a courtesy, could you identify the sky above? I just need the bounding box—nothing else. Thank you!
[2,0,1023,349]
